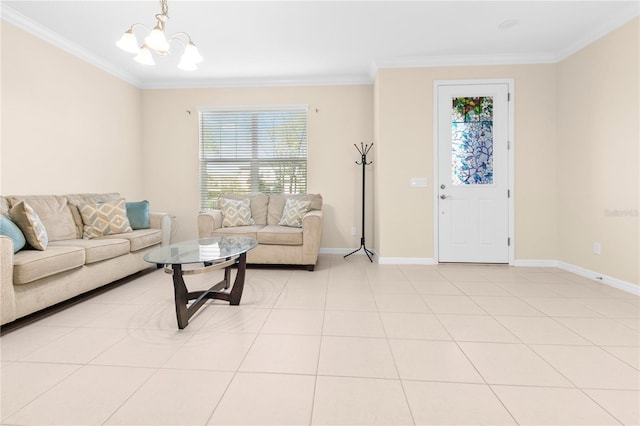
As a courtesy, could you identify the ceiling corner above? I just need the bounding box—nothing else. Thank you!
[1,3,142,88]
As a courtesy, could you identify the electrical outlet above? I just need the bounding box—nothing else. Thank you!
[593,242,601,255]
[351,226,357,236]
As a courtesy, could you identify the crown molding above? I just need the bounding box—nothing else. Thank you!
[372,4,640,74]
[1,4,141,88]
[373,52,557,73]
[3,2,638,90]
[1,4,372,90]
[138,74,374,90]
[553,3,640,62]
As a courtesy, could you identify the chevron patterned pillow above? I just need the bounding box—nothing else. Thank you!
[79,198,132,239]
[10,201,48,250]
[278,198,311,228]
[220,198,255,227]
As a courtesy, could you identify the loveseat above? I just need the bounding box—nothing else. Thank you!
[197,193,323,270]
[1,193,171,326]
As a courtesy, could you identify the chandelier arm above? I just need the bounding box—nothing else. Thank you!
[128,23,152,33]
[167,32,193,44]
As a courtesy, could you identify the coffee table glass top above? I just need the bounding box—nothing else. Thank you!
[144,237,258,265]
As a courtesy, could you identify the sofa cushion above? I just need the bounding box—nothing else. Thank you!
[219,193,269,225]
[257,225,303,245]
[100,228,162,252]
[278,199,311,228]
[0,215,26,253]
[49,239,130,264]
[126,200,150,229]
[13,246,85,285]
[211,225,262,240]
[267,194,323,225]
[10,201,48,250]
[79,198,132,239]
[8,195,77,242]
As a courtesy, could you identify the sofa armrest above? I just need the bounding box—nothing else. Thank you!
[302,210,324,263]
[198,211,223,238]
[150,212,172,246]
[1,236,17,324]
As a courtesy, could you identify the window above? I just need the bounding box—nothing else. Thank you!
[451,96,494,185]
[199,106,308,210]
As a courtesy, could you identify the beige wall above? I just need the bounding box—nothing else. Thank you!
[2,16,637,285]
[373,65,559,261]
[0,22,144,199]
[372,18,638,286]
[141,86,374,246]
[557,18,639,285]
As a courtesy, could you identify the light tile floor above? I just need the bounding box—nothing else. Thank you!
[1,254,639,425]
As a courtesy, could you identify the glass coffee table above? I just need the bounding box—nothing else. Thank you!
[144,236,258,329]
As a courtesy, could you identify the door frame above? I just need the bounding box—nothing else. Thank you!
[433,79,515,265]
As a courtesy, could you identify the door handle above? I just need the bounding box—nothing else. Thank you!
[440,194,451,199]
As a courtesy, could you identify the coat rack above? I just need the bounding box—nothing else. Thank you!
[344,142,375,262]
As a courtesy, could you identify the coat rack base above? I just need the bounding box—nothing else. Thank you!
[344,238,375,262]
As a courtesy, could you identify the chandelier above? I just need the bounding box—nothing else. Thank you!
[116,0,203,71]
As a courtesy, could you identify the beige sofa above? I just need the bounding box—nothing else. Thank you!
[1,193,171,325]
[198,193,323,270]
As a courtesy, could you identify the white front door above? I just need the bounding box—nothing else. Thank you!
[437,83,510,263]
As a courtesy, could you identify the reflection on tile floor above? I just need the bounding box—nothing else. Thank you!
[1,255,639,425]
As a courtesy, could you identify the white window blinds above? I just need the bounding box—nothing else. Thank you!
[199,106,308,210]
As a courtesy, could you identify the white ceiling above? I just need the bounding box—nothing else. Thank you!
[2,1,639,89]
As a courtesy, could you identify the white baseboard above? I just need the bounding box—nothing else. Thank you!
[515,258,638,296]
[321,250,639,295]
[557,261,640,296]
[513,259,559,267]
[377,257,438,265]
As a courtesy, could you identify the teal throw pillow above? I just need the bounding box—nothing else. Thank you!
[0,215,26,253]
[126,200,150,230]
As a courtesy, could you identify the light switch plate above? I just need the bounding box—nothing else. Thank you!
[410,177,428,187]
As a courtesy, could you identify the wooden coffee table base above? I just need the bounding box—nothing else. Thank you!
[165,253,248,329]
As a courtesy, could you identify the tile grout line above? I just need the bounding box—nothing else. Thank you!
[0,361,83,423]
[428,296,521,426]
[202,272,288,426]
[2,257,637,425]
[464,270,638,424]
[440,272,560,425]
[93,306,198,424]
[375,266,421,426]
[307,258,331,426]
[524,343,628,426]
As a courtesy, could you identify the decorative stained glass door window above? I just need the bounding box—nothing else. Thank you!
[451,96,494,185]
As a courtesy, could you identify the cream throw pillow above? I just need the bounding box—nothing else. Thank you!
[10,201,49,250]
[278,198,311,228]
[79,198,132,239]
[220,198,255,227]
